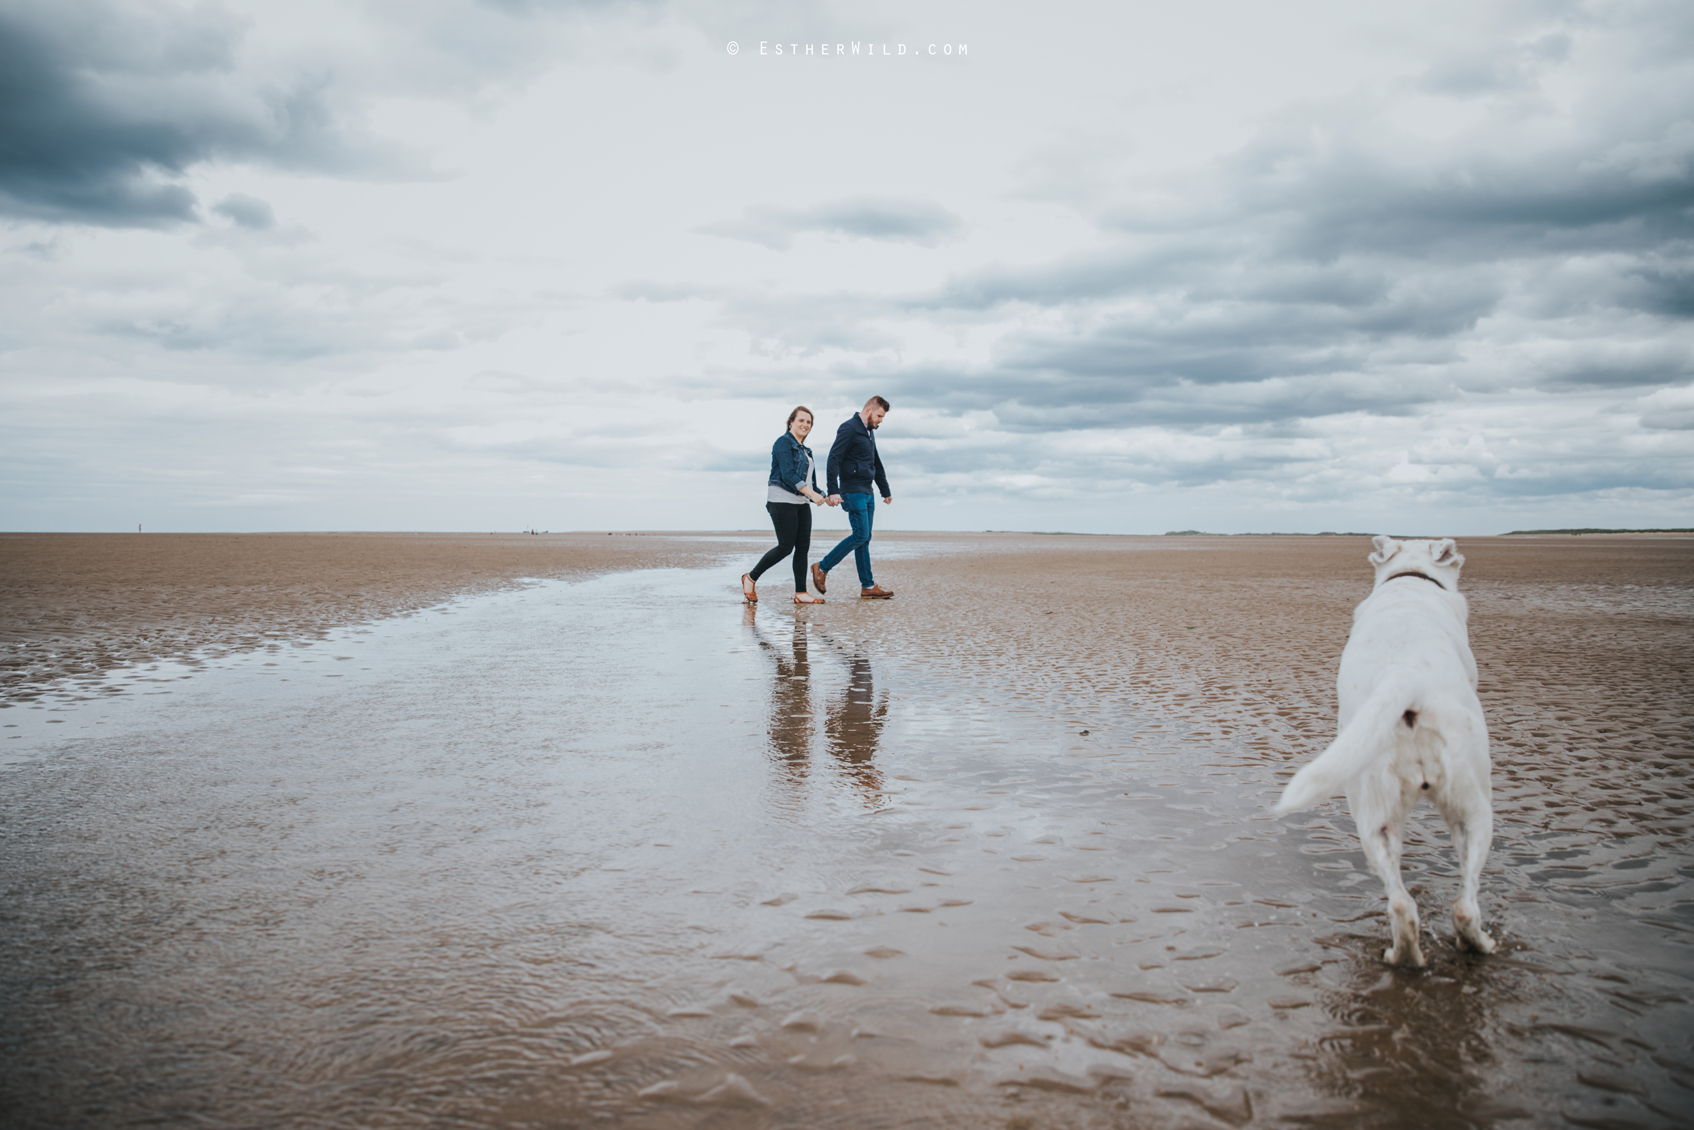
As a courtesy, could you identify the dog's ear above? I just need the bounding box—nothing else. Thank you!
[1369,534,1400,565]
[1433,538,1464,569]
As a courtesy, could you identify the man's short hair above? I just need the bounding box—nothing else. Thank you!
[866,395,891,411]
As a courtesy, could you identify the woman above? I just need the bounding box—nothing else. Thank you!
[742,406,830,605]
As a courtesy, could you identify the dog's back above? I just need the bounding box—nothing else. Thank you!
[1339,570,1475,719]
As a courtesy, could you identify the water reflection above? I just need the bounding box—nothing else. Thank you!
[825,650,886,803]
[1308,945,1530,1127]
[757,608,814,796]
[749,611,886,809]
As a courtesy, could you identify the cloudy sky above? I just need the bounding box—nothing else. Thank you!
[2,0,1690,535]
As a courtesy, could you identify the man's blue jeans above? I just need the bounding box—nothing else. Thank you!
[820,492,875,588]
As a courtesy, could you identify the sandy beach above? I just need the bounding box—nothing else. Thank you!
[2,532,1691,1128]
[0,533,741,699]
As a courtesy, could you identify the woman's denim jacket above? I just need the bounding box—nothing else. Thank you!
[768,432,818,496]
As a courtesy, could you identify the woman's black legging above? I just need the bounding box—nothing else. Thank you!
[750,502,812,592]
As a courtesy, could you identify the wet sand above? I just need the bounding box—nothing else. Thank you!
[0,533,742,701]
[2,532,1691,1128]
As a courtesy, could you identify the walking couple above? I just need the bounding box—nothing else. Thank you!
[741,396,896,606]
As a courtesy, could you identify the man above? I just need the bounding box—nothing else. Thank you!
[814,396,894,599]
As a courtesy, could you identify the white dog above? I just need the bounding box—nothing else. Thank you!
[1274,535,1497,967]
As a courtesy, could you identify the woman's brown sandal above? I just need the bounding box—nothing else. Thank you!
[793,592,824,605]
[741,574,757,603]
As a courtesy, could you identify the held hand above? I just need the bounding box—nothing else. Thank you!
[826,494,842,507]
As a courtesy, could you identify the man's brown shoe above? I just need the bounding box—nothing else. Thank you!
[859,585,894,599]
[811,562,828,594]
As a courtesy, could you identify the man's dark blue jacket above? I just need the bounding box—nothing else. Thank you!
[826,412,890,498]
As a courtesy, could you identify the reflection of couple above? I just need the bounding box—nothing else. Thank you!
[755,619,886,805]
[740,397,895,606]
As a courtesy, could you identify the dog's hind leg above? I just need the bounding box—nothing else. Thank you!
[1438,788,1497,955]
[1352,782,1425,967]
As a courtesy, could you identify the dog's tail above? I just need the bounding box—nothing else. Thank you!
[1273,679,1410,816]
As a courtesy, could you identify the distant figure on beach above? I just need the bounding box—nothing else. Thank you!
[742,406,831,606]
[814,396,894,600]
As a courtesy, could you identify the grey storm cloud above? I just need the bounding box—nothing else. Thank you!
[737,80,1694,435]
[1487,460,1692,497]
[0,0,397,227]
[0,0,860,228]
[873,421,1345,494]
[701,197,966,250]
[212,193,276,230]
[1203,139,1694,265]
[1641,405,1694,430]
[1537,344,1693,390]
[879,360,1442,432]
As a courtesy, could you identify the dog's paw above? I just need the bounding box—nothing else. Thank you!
[1453,905,1497,954]
[1460,929,1497,955]
[1382,944,1428,968]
